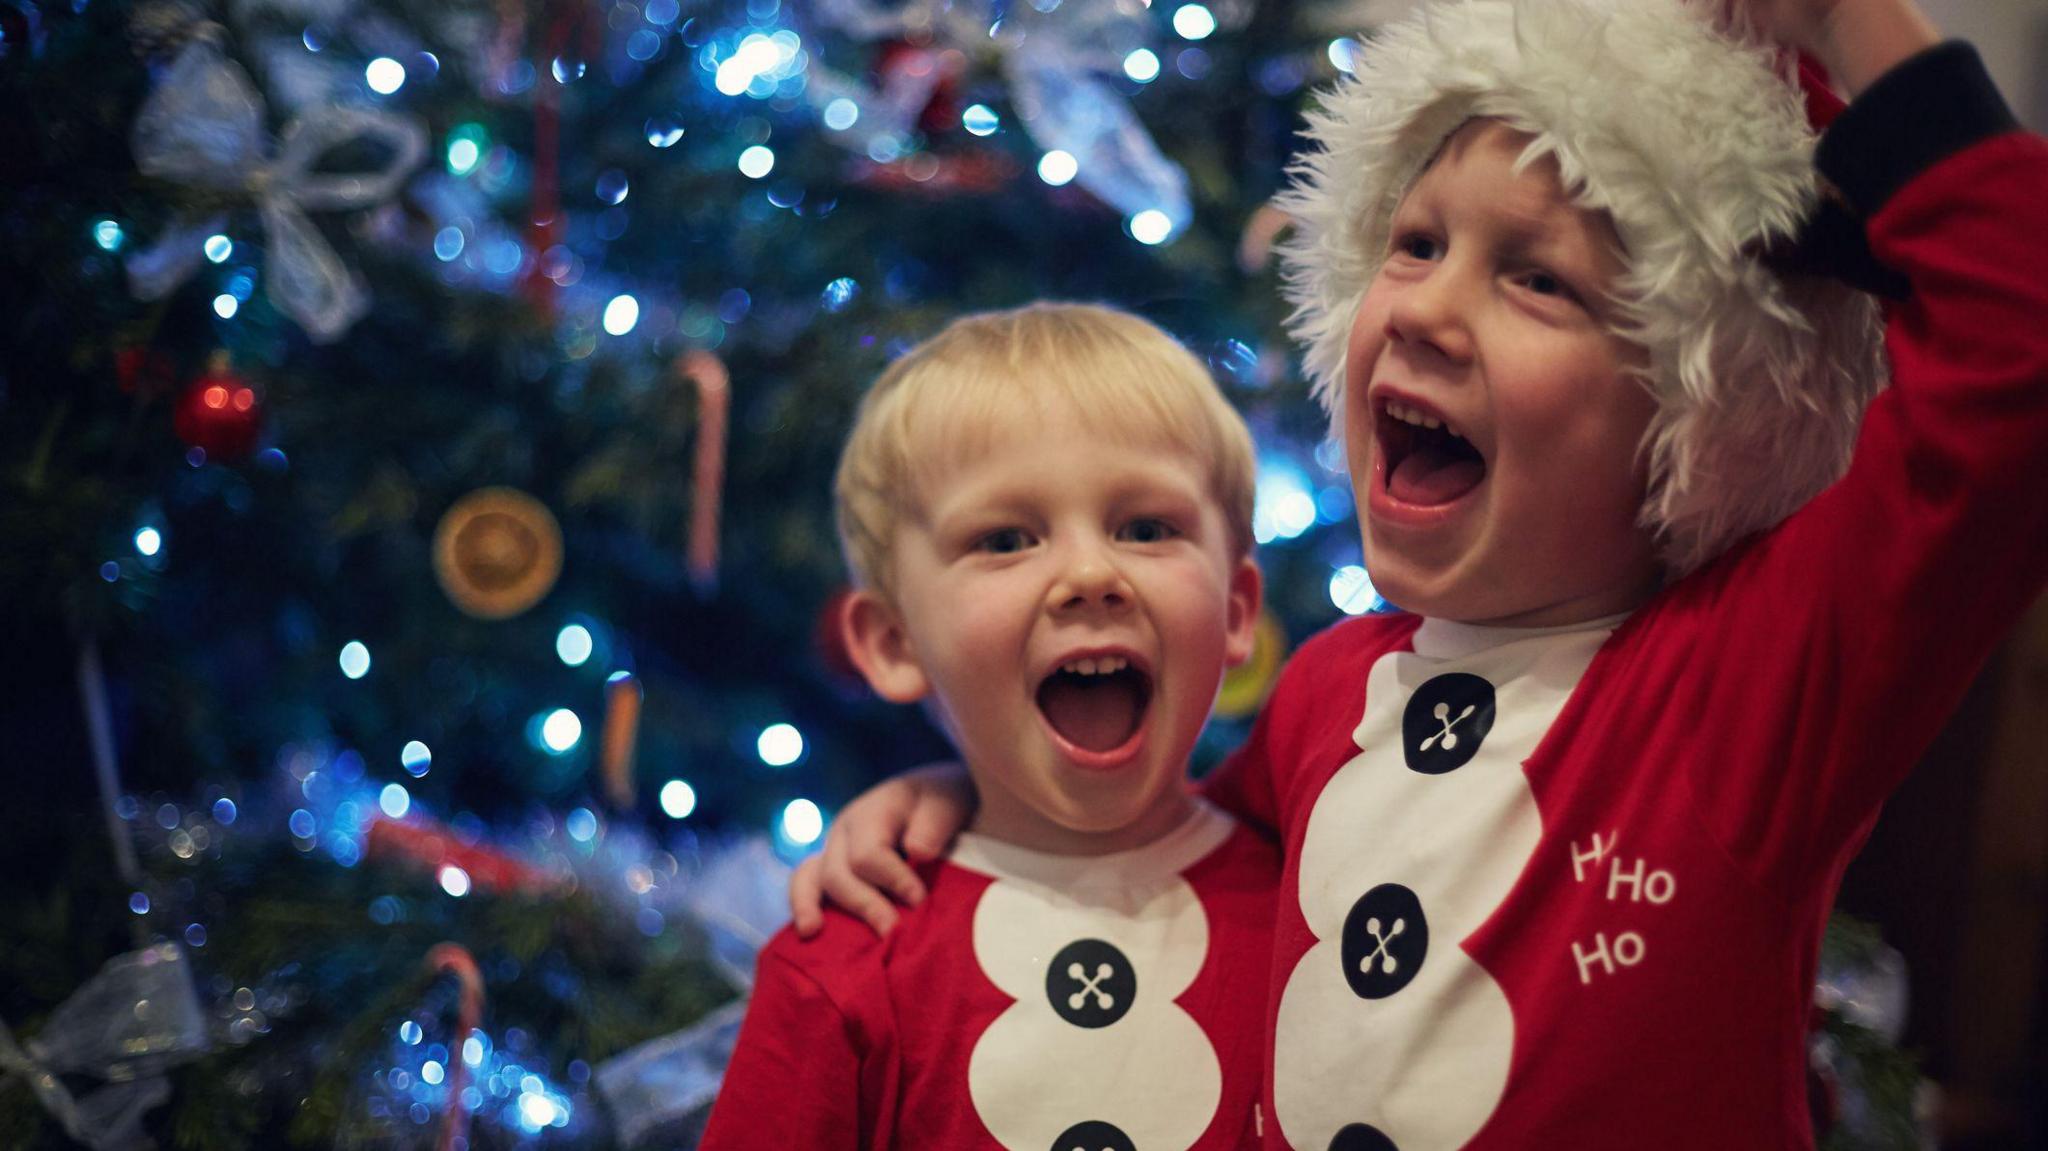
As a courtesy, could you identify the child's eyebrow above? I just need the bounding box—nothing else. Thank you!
[1491,180,1582,235]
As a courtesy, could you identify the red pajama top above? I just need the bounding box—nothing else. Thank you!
[1204,44,2048,1151]
[701,802,1278,1150]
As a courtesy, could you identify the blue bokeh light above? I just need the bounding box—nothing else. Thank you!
[737,145,775,179]
[659,779,697,819]
[366,57,406,94]
[780,799,824,846]
[603,294,640,336]
[400,740,432,777]
[556,624,593,666]
[1129,209,1174,245]
[540,709,582,754]
[339,641,371,680]
[820,277,858,312]
[961,104,999,136]
[1173,3,1216,39]
[1253,462,1319,543]
[757,723,803,767]
[1037,150,1078,186]
[823,98,859,131]
[1329,564,1380,615]
[565,807,598,843]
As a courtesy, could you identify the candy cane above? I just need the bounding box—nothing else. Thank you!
[508,0,601,315]
[677,350,729,593]
[426,943,485,1151]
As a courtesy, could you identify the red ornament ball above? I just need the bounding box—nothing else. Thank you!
[173,362,263,461]
[872,41,966,137]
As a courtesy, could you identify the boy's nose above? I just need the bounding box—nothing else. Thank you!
[1384,268,1476,364]
[1047,545,1133,615]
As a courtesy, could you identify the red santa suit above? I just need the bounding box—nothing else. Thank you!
[1207,43,2048,1151]
[702,801,1278,1150]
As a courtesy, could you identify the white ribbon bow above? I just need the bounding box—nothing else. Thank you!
[128,28,426,343]
[806,0,1191,234]
[0,943,210,1151]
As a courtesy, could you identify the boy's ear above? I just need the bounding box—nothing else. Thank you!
[1223,557,1263,668]
[841,588,931,703]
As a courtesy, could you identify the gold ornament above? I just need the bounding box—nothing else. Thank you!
[1215,610,1289,719]
[432,487,563,619]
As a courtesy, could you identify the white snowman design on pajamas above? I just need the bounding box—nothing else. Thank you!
[1273,623,1611,1150]
[964,854,1222,1151]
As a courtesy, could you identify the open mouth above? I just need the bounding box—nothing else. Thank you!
[1035,655,1153,759]
[1378,397,1485,506]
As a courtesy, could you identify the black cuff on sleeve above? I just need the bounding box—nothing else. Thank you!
[1816,41,2020,218]
[1765,194,1912,299]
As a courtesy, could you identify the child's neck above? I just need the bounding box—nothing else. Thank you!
[964,782,1201,859]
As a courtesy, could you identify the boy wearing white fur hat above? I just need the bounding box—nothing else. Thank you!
[793,0,2048,1146]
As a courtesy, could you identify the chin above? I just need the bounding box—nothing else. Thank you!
[1359,538,1463,618]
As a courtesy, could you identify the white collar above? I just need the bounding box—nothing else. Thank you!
[947,798,1234,891]
[1410,609,1633,660]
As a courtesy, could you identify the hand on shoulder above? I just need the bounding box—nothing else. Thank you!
[788,762,975,938]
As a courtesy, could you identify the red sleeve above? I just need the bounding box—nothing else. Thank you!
[1678,59,2048,880]
[699,943,864,1150]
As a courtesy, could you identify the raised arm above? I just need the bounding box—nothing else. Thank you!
[1728,0,1939,95]
[1679,1,2048,879]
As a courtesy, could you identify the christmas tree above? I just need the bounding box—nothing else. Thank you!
[0,0,1920,1146]
[0,0,1380,1145]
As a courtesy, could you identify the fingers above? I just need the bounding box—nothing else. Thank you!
[902,787,972,862]
[901,761,975,861]
[849,835,929,909]
[822,844,902,937]
[834,792,928,909]
[789,856,825,938]
[784,765,967,938]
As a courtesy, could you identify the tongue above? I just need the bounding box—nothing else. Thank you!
[1389,443,1485,506]
[1038,675,1143,752]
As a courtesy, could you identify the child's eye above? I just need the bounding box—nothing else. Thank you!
[1392,232,1441,261]
[1118,518,1180,544]
[1520,269,1578,302]
[974,528,1032,554]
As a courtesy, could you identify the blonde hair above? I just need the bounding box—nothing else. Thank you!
[835,302,1256,601]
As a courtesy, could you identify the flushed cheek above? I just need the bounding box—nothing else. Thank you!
[1340,389,1379,500]
[937,580,1031,647]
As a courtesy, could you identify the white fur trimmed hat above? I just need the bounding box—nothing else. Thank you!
[1276,0,1886,576]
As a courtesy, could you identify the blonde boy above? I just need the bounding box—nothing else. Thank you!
[703,303,1279,1150]
[795,0,2048,1146]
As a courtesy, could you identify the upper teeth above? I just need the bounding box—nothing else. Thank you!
[1062,656,1129,676]
[1385,400,1455,437]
